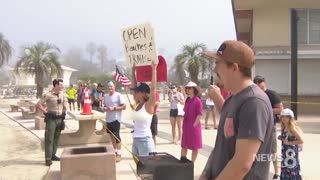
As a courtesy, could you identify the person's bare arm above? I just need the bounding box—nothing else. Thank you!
[216,139,262,180]
[131,64,137,89]
[208,85,225,113]
[193,115,202,127]
[115,103,126,111]
[284,128,304,145]
[36,101,47,114]
[146,62,157,114]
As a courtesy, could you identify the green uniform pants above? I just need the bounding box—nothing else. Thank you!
[45,118,62,161]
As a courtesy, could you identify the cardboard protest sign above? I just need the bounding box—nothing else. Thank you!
[122,23,158,66]
[136,55,167,82]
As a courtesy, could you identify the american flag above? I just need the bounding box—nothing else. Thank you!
[114,66,132,86]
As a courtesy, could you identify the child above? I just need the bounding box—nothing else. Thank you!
[278,108,303,180]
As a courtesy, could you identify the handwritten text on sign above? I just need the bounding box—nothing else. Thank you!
[122,23,157,66]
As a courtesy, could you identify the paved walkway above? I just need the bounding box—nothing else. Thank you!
[0,97,319,180]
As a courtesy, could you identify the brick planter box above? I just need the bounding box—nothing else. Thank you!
[61,145,116,180]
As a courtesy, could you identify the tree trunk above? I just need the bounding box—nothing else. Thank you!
[35,74,45,99]
[36,85,43,99]
[190,74,199,85]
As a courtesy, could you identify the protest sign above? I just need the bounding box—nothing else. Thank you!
[122,23,158,66]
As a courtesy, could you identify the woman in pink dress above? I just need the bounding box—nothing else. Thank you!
[180,81,203,163]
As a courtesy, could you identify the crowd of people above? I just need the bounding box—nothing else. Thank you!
[36,40,304,180]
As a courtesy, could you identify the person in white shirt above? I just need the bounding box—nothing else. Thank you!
[103,81,126,162]
[130,62,158,157]
[204,91,217,129]
[168,84,185,144]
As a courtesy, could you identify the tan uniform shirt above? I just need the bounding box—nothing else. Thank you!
[39,91,68,115]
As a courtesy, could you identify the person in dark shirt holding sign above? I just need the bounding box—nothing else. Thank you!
[200,40,273,180]
[254,75,283,179]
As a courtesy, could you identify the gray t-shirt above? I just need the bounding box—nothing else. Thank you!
[202,84,273,180]
[103,92,125,123]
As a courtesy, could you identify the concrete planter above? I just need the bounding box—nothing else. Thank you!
[61,145,116,180]
[34,116,45,130]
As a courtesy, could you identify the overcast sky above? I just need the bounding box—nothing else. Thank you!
[1,0,236,63]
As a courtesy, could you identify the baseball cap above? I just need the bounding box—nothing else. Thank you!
[97,83,104,87]
[202,40,255,69]
[280,108,294,118]
[253,75,265,84]
[130,82,150,93]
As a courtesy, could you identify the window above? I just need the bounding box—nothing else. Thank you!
[297,9,320,44]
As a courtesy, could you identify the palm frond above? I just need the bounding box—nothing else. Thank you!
[0,33,13,67]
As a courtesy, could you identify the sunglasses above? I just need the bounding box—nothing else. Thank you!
[170,87,176,89]
[185,87,192,90]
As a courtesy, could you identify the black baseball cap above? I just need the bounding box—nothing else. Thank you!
[253,75,265,84]
[130,82,150,93]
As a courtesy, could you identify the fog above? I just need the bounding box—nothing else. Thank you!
[1,0,236,64]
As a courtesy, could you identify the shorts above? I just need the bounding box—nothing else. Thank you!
[271,127,277,154]
[132,136,155,156]
[106,121,121,143]
[169,109,178,117]
[205,105,215,110]
[68,98,75,104]
[150,114,158,136]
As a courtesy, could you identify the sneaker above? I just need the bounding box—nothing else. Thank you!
[45,160,52,166]
[51,155,60,161]
[116,155,121,162]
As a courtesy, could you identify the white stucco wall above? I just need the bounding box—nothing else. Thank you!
[254,59,290,95]
[13,73,36,86]
[298,59,320,95]
[255,59,320,95]
[12,65,77,87]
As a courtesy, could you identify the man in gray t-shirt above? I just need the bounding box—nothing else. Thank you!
[201,40,273,180]
[103,81,126,162]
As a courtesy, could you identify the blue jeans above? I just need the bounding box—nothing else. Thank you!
[132,136,155,156]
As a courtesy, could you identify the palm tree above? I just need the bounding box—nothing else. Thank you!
[173,43,208,84]
[0,33,12,67]
[173,54,187,84]
[86,42,96,64]
[14,42,63,98]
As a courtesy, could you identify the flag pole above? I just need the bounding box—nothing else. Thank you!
[125,86,132,105]
[115,65,133,107]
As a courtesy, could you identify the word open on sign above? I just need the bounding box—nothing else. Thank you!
[122,23,158,66]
